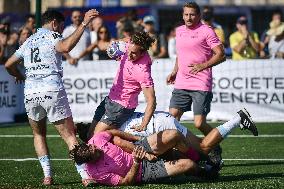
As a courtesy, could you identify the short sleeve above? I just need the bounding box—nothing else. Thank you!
[206,27,222,49]
[50,32,63,47]
[96,173,121,186]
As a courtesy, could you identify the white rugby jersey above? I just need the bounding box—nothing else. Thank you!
[15,28,65,94]
[119,111,188,137]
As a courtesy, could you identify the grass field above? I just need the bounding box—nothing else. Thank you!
[0,122,284,189]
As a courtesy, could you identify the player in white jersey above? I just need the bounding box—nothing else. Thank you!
[120,111,188,138]
[78,109,258,166]
[118,110,257,164]
[72,109,258,185]
[5,10,99,187]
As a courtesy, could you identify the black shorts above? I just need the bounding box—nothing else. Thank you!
[142,159,168,183]
[169,89,213,115]
[93,96,135,127]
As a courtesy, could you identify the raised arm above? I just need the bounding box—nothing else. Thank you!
[55,9,99,53]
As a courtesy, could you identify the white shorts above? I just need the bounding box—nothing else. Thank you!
[120,112,188,137]
[153,112,188,137]
[24,90,72,123]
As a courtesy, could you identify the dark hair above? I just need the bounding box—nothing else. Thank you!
[25,14,35,22]
[97,25,111,41]
[183,2,201,15]
[127,9,138,21]
[41,10,65,26]
[69,143,93,164]
[203,5,214,14]
[131,31,155,51]
[272,10,283,18]
[123,22,135,33]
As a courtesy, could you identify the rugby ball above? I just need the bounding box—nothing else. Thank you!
[107,41,126,59]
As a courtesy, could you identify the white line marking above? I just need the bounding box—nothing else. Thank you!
[0,158,283,161]
[223,159,284,161]
[198,134,284,138]
[0,134,283,138]
[0,134,284,138]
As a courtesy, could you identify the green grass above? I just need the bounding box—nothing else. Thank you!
[0,122,284,189]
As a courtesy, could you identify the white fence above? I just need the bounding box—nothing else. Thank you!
[0,59,283,123]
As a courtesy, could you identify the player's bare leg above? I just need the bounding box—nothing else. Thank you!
[29,117,52,185]
[169,107,183,121]
[194,115,213,136]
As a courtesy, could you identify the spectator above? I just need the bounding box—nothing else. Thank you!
[229,16,260,60]
[267,21,284,59]
[202,6,225,44]
[18,27,33,45]
[89,17,104,60]
[7,29,19,46]
[143,15,168,58]
[24,14,35,33]
[89,16,103,44]
[260,11,283,58]
[63,10,91,64]
[0,29,17,64]
[126,9,144,32]
[76,25,113,60]
[121,22,135,40]
[167,25,177,59]
[116,9,143,39]
[0,16,11,33]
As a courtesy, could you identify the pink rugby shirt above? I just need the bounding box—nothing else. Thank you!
[175,22,222,91]
[109,43,154,108]
[86,132,142,186]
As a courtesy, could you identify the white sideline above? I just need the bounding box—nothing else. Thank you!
[0,158,284,161]
[0,134,284,138]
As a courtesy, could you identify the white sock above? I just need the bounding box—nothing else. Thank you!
[38,155,52,178]
[75,163,90,179]
[216,115,241,138]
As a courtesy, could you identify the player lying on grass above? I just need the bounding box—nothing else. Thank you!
[77,109,258,166]
[70,109,258,186]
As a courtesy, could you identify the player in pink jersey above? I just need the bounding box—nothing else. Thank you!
[77,31,157,140]
[167,2,225,136]
[70,108,258,186]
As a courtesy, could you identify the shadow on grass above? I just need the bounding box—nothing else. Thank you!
[142,172,284,186]
[218,173,284,183]
[224,161,284,167]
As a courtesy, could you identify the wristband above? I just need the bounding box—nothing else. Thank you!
[81,21,87,27]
